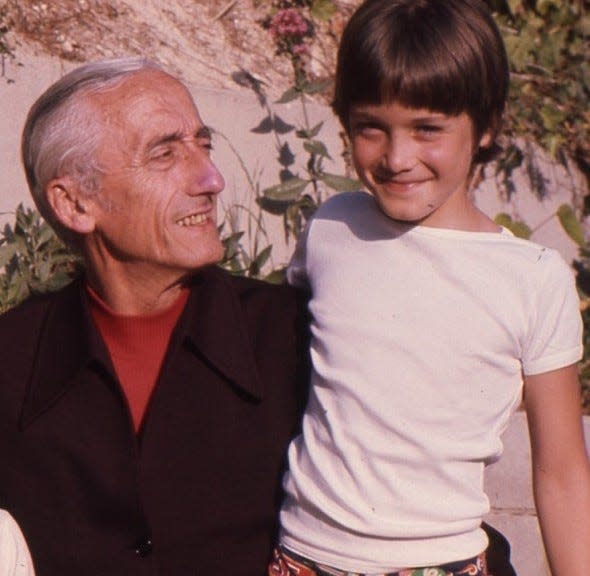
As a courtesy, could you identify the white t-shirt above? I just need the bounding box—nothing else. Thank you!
[0,511,35,576]
[279,191,583,571]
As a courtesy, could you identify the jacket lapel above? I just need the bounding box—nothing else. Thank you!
[19,267,265,428]
[179,267,264,400]
[20,280,116,429]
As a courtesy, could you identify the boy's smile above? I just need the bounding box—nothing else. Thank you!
[349,101,494,230]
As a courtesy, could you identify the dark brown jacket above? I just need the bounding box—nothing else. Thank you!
[0,266,309,575]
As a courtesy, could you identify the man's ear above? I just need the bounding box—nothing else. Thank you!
[46,176,96,235]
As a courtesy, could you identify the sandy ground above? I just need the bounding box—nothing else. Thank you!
[2,0,358,99]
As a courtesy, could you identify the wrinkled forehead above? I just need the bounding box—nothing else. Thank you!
[85,70,203,151]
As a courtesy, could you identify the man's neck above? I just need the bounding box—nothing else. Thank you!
[85,266,189,316]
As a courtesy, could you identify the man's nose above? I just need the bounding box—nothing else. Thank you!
[198,159,225,194]
[186,148,225,195]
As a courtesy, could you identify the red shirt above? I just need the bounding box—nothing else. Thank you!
[87,285,189,431]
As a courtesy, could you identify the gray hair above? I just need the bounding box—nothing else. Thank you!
[21,57,165,243]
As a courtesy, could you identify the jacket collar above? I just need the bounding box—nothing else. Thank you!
[20,266,263,428]
[177,266,263,399]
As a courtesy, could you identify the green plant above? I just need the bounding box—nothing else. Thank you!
[0,3,20,83]
[243,0,360,243]
[213,129,284,281]
[487,0,589,201]
[0,205,83,313]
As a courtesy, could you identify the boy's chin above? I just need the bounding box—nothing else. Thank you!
[372,196,427,225]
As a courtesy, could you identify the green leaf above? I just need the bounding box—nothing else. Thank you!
[504,34,532,72]
[252,244,273,271]
[257,180,312,215]
[558,204,586,247]
[264,267,286,285]
[319,173,362,192]
[540,104,566,132]
[303,140,330,158]
[262,177,309,201]
[296,122,324,139]
[41,271,76,293]
[276,87,301,104]
[494,213,514,229]
[0,243,18,268]
[300,78,332,96]
[510,222,533,239]
[222,231,245,259]
[256,196,293,216]
[506,0,523,15]
[494,213,532,239]
[544,133,564,158]
[311,0,336,21]
[537,0,560,14]
[37,259,52,283]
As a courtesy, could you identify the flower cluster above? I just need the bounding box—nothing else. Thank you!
[269,8,309,40]
[264,4,314,71]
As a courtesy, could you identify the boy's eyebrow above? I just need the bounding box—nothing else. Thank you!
[350,108,449,123]
[145,125,213,151]
[348,110,385,124]
[411,113,448,122]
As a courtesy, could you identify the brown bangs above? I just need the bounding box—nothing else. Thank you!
[333,0,508,149]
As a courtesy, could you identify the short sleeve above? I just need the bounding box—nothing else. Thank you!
[521,250,583,375]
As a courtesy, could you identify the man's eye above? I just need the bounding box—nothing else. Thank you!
[199,139,214,151]
[151,147,175,160]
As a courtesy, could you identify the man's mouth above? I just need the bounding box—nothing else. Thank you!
[176,213,209,227]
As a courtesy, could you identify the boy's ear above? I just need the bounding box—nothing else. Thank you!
[478,128,494,150]
[46,176,96,235]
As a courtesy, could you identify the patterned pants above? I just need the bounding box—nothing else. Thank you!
[268,547,488,576]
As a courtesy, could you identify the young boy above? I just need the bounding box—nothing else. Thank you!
[271,0,590,574]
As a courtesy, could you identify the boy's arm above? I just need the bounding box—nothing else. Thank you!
[523,364,590,575]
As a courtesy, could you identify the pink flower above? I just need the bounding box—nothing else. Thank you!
[269,8,309,39]
[292,43,310,56]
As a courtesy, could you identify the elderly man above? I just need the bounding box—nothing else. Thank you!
[0,58,308,574]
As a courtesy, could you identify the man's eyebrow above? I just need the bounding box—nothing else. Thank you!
[196,125,213,140]
[145,125,213,152]
[145,130,184,152]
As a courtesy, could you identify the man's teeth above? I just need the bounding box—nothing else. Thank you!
[177,213,208,227]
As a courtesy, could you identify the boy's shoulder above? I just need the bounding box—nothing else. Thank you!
[309,190,381,232]
[310,192,573,275]
[490,231,571,271]
[315,190,372,216]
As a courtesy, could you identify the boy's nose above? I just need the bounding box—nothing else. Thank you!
[385,133,415,173]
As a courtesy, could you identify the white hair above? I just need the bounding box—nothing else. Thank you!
[21,57,165,243]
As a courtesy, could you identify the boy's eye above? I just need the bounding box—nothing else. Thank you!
[415,124,443,135]
[351,122,385,138]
